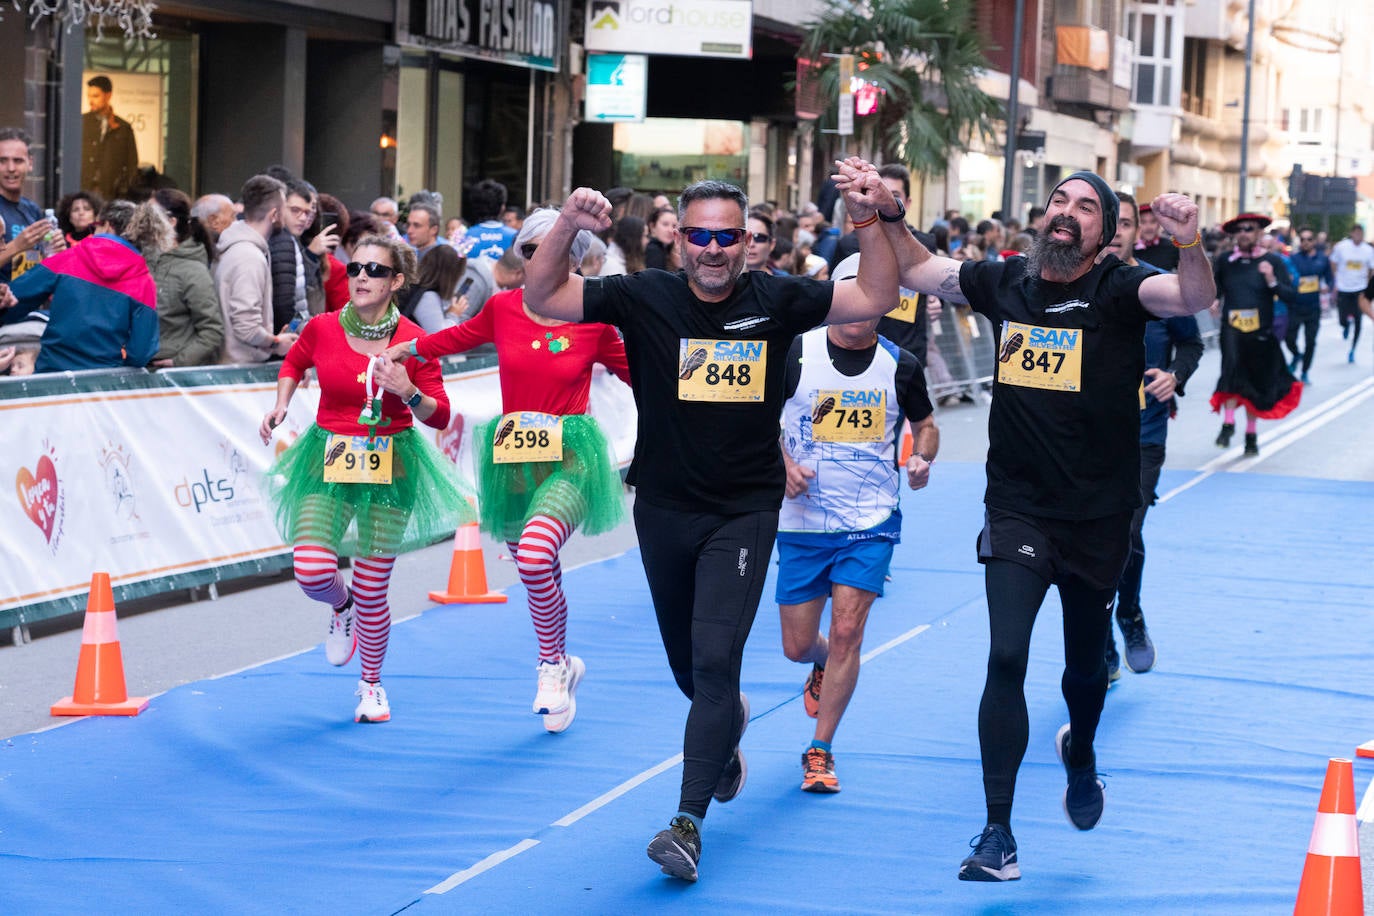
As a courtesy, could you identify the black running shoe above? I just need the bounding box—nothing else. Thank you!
[1055,724,1104,830]
[958,823,1020,881]
[1244,432,1259,456]
[1104,636,1121,684]
[713,693,749,803]
[647,815,701,882]
[1215,423,1234,447]
[1117,611,1156,673]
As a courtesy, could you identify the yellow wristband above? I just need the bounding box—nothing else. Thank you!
[852,214,879,230]
[1172,234,1201,249]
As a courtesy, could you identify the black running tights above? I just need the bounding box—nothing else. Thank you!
[633,500,778,819]
[979,559,1114,828]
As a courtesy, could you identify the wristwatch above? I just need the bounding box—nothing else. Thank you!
[878,199,907,223]
[405,388,423,409]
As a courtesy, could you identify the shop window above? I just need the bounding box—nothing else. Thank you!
[1129,0,1180,108]
[610,119,750,197]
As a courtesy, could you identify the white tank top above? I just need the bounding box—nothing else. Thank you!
[779,328,901,534]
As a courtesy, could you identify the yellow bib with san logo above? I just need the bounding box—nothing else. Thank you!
[1228,309,1261,333]
[677,338,766,402]
[491,411,564,464]
[322,434,393,484]
[811,389,886,442]
[884,288,920,324]
[1298,275,1320,294]
[996,321,1083,393]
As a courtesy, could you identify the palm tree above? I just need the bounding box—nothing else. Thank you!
[799,0,1001,176]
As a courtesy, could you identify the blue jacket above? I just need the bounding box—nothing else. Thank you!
[9,234,159,372]
[1285,249,1333,313]
[1140,315,1204,446]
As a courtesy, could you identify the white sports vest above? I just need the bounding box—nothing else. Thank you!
[779,328,901,534]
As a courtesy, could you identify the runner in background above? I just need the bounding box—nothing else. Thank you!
[385,209,630,734]
[1330,224,1374,362]
[260,234,472,723]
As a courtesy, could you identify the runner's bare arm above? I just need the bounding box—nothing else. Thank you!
[523,188,612,322]
[1139,193,1215,317]
[827,164,903,323]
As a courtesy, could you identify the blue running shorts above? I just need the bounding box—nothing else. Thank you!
[775,535,895,604]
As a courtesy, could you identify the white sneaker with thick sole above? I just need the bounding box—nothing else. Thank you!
[325,595,356,667]
[542,656,586,734]
[533,656,577,715]
[354,680,390,723]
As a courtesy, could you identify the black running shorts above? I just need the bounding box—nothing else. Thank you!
[976,506,1132,591]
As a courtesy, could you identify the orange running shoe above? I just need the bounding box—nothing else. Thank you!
[803,663,825,718]
[801,746,840,793]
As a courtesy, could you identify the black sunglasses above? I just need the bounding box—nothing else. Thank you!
[680,227,748,248]
[750,232,772,244]
[520,243,539,260]
[1233,224,1260,233]
[346,261,396,278]
[1299,235,1314,242]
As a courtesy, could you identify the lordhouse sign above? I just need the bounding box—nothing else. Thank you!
[584,0,753,59]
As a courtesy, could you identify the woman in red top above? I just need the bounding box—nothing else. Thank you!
[386,209,630,733]
[260,235,472,724]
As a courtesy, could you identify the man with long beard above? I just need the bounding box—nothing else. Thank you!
[835,163,1215,881]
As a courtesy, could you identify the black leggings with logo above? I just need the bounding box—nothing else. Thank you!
[633,500,778,819]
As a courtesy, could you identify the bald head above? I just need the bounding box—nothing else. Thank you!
[192,193,237,236]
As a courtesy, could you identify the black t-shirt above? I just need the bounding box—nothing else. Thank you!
[959,255,1155,520]
[1136,240,1180,271]
[583,268,833,512]
[783,334,934,435]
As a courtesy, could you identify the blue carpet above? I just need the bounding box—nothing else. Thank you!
[2,462,1371,914]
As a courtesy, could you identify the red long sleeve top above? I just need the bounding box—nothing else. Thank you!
[415,288,630,415]
[280,312,451,435]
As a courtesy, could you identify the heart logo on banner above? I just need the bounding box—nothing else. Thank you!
[16,454,59,542]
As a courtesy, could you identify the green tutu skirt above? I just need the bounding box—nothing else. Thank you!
[266,425,475,557]
[474,413,624,543]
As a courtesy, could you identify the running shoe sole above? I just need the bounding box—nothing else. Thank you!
[801,775,841,793]
[958,861,1021,881]
[543,656,585,734]
[646,832,699,882]
[1055,723,1104,830]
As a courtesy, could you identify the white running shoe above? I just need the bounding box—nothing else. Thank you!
[354,680,390,723]
[325,594,356,667]
[542,656,586,734]
[533,656,577,715]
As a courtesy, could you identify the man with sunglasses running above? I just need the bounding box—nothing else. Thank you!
[523,172,902,883]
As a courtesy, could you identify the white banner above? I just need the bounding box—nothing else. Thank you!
[585,0,752,59]
[0,367,636,613]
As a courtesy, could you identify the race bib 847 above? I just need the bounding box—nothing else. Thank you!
[996,321,1083,392]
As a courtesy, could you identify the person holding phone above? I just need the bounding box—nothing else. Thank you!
[261,233,473,724]
[314,193,349,313]
[383,208,630,734]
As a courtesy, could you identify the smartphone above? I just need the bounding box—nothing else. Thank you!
[320,212,339,231]
[456,276,475,298]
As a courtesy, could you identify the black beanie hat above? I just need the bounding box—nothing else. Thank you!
[1048,170,1118,251]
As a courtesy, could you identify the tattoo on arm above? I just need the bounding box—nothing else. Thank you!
[937,265,962,297]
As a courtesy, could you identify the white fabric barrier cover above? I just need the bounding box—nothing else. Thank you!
[0,366,637,612]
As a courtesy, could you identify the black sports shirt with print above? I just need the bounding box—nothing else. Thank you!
[583,269,832,513]
[960,255,1156,520]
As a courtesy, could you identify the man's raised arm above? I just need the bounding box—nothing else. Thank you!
[523,188,612,322]
[1138,192,1216,318]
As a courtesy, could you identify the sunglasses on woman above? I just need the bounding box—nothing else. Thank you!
[346,261,397,278]
[520,243,539,260]
[679,227,748,248]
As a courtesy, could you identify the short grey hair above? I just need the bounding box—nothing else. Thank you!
[678,180,748,224]
[517,207,595,266]
[191,193,232,222]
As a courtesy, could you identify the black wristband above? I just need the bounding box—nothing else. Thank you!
[878,199,907,223]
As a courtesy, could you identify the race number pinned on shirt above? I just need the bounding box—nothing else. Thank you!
[812,389,886,442]
[322,434,393,484]
[677,338,766,402]
[492,411,564,464]
[1298,275,1320,294]
[885,288,920,324]
[1228,309,1260,333]
[996,321,1083,392]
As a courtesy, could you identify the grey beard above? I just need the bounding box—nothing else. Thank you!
[1024,233,1090,278]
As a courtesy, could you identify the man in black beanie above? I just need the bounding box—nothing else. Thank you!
[834,162,1215,881]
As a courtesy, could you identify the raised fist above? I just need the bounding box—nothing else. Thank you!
[561,188,613,233]
[1150,192,1199,245]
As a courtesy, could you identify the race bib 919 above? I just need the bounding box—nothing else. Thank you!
[677,338,766,402]
[492,411,564,464]
[812,389,886,442]
[996,321,1083,392]
[322,434,393,484]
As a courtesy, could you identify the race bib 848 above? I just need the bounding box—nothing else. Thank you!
[677,338,766,402]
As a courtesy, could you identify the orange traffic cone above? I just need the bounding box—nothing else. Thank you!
[1356,740,1374,759]
[898,419,914,465]
[51,573,148,716]
[428,522,507,604]
[1294,757,1363,915]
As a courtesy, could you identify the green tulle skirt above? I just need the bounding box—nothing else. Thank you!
[266,425,475,557]
[474,413,624,542]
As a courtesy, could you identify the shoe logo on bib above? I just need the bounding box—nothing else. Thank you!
[738,548,749,576]
[1018,544,1036,557]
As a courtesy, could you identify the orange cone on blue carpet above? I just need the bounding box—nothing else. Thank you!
[51,572,149,716]
[1293,757,1362,915]
[1355,740,1374,759]
[428,522,507,605]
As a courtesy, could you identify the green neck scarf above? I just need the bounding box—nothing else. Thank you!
[339,301,400,340]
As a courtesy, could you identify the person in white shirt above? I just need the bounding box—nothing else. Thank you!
[1330,224,1374,363]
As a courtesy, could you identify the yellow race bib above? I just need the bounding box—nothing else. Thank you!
[1228,309,1261,333]
[678,338,766,402]
[1298,276,1319,294]
[885,288,920,324]
[322,434,393,484]
[492,411,564,464]
[812,390,886,442]
[996,321,1083,392]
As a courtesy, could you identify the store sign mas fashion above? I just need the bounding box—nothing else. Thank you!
[585,0,752,59]
[413,0,561,71]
